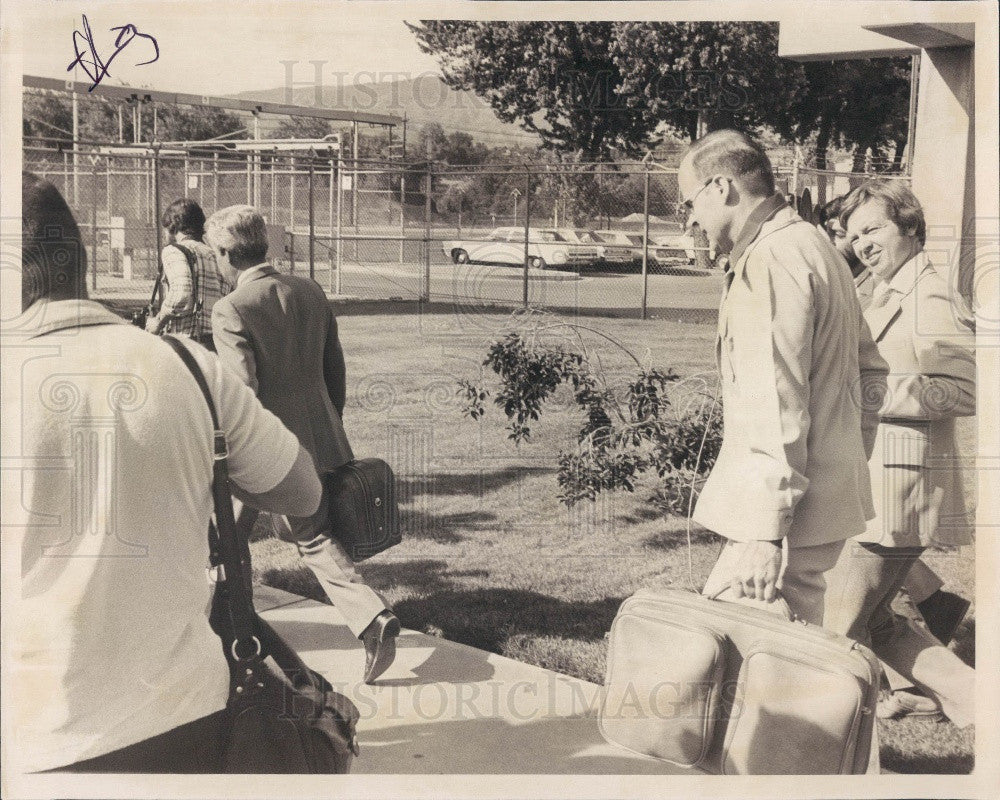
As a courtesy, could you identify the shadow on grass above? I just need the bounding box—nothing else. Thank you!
[398,466,554,498]
[399,510,497,544]
[390,587,625,657]
[259,564,326,603]
[879,741,973,774]
[642,526,720,552]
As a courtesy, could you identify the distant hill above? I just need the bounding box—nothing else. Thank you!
[231,74,541,149]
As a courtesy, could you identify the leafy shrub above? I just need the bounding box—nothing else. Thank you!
[458,312,722,513]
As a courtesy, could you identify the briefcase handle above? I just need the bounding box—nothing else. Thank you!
[704,584,797,622]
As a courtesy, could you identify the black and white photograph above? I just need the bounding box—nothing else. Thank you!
[1,1,997,797]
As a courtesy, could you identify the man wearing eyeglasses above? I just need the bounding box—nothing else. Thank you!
[685,130,888,625]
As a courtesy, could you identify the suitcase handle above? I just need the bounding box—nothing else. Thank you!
[704,585,797,622]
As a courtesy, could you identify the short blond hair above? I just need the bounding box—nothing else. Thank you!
[205,205,268,266]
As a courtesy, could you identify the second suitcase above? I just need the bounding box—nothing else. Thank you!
[599,587,880,774]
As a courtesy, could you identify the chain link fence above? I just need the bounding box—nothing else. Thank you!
[24,143,909,317]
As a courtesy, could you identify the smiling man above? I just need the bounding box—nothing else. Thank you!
[680,130,888,625]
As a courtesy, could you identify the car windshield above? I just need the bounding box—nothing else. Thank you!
[535,231,565,242]
[575,231,599,243]
[625,235,643,246]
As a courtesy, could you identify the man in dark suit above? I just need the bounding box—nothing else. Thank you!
[206,205,399,684]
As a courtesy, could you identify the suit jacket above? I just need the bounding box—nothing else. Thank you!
[857,253,975,547]
[693,195,888,548]
[212,265,354,474]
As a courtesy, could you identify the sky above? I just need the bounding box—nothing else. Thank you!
[15,1,445,98]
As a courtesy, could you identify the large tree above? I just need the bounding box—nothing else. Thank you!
[775,58,912,173]
[408,21,655,160]
[407,21,803,159]
[408,21,910,170]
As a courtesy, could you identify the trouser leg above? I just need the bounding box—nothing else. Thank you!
[778,539,846,626]
[279,480,390,638]
[901,559,944,605]
[702,538,844,625]
[824,542,974,728]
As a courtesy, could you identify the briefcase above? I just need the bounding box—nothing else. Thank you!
[599,588,880,775]
[327,458,401,561]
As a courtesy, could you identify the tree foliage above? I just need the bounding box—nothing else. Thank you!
[408,21,911,167]
[775,58,912,169]
[458,312,723,513]
[271,115,335,140]
[23,91,246,145]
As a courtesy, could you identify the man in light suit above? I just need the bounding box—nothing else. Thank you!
[823,181,975,728]
[207,205,400,684]
[683,131,888,625]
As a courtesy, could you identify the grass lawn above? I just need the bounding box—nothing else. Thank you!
[249,307,975,774]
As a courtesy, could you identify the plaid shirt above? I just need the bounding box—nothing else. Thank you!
[160,234,231,340]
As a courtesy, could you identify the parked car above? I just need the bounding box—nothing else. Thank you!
[566,229,634,265]
[650,231,696,266]
[441,227,600,270]
[589,230,648,263]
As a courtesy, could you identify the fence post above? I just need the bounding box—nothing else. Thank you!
[92,159,99,292]
[791,147,801,197]
[183,155,189,199]
[290,157,296,228]
[308,162,315,281]
[153,149,162,283]
[213,153,219,211]
[399,168,406,264]
[641,162,650,321]
[245,154,252,205]
[335,155,343,295]
[522,166,531,308]
[271,157,278,224]
[288,229,295,275]
[422,162,432,303]
[329,160,335,292]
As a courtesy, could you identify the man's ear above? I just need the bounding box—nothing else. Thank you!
[716,175,735,204]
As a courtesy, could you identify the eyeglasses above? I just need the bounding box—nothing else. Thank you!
[680,178,714,212]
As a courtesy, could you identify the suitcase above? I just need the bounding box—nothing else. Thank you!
[326,458,401,561]
[599,588,880,774]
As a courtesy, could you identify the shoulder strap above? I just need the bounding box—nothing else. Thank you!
[170,242,201,306]
[161,335,260,661]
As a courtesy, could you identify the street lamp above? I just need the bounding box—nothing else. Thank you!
[510,187,521,225]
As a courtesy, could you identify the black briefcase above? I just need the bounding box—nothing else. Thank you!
[327,458,401,561]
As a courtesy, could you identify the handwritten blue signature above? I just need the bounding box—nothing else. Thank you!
[67,14,159,92]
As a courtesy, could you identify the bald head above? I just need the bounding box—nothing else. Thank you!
[682,130,775,199]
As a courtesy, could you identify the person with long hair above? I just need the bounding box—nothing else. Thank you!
[146,198,229,350]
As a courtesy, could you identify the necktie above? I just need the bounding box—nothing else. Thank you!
[871,282,894,309]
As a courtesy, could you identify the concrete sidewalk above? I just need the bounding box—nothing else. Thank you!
[254,585,688,775]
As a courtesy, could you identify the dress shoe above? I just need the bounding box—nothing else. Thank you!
[360,611,400,684]
[916,590,971,646]
[876,689,944,721]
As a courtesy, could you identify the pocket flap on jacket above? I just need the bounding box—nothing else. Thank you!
[600,614,725,768]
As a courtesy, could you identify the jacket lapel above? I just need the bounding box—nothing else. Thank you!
[863,255,921,341]
[864,293,902,341]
